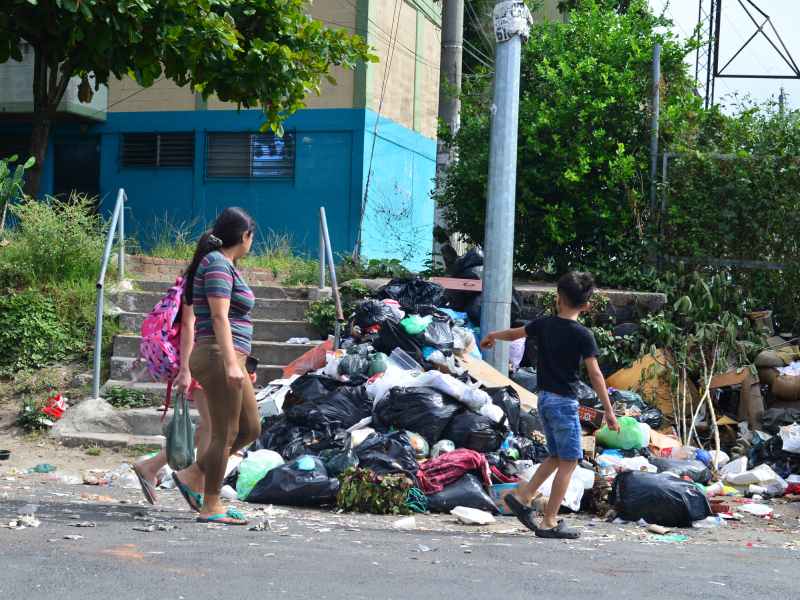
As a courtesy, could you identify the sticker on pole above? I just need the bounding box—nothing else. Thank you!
[493,1,533,43]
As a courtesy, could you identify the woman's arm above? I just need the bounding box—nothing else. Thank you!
[174,303,196,393]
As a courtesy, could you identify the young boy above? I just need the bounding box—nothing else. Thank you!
[480,271,620,539]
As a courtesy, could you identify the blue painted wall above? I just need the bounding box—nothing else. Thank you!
[1,108,436,268]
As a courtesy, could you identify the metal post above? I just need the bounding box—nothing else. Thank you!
[91,191,124,399]
[649,44,661,215]
[117,190,125,283]
[432,0,465,266]
[319,223,326,289]
[319,207,344,348]
[480,0,530,374]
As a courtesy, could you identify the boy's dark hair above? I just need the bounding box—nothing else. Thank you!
[557,271,596,308]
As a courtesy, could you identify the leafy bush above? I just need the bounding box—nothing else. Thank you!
[304,281,372,337]
[15,397,51,432]
[0,291,82,375]
[104,386,153,409]
[0,194,104,287]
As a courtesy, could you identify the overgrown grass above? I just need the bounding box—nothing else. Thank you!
[0,194,118,378]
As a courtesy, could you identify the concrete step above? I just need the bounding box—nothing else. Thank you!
[56,431,165,449]
[108,358,285,387]
[115,291,310,320]
[116,406,201,437]
[112,334,316,365]
[117,311,318,342]
[133,278,311,300]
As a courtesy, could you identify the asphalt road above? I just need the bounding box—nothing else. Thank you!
[1,483,797,600]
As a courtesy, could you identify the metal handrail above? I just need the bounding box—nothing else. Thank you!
[319,207,344,348]
[91,189,126,399]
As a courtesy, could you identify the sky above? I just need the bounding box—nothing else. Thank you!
[649,0,800,109]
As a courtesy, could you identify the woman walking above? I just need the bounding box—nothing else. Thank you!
[172,207,261,525]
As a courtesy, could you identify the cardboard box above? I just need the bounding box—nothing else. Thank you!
[578,405,603,430]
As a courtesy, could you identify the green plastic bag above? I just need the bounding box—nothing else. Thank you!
[236,450,284,500]
[165,393,196,471]
[368,352,389,376]
[595,416,648,450]
[400,315,432,336]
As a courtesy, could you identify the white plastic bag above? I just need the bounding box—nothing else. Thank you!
[479,403,505,424]
[518,464,594,511]
[779,424,800,454]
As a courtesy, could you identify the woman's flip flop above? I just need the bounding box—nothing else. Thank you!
[196,507,248,526]
[172,472,202,512]
[133,465,157,505]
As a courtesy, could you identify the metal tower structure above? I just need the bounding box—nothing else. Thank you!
[694,0,718,109]
[695,1,800,108]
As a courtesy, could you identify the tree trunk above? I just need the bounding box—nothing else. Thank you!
[23,112,51,196]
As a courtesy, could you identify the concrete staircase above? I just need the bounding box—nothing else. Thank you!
[58,277,320,448]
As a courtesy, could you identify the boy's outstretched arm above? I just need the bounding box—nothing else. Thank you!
[480,326,527,349]
[585,356,621,432]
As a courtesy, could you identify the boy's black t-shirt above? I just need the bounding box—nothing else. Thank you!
[524,316,598,398]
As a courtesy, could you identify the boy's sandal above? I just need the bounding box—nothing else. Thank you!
[172,472,202,512]
[535,520,580,539]
[504,494,538,533]
[196,507,248,526]
[132,465,157,505]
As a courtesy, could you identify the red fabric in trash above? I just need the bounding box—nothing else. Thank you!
[416,449,492,495]
[490,465,519,484]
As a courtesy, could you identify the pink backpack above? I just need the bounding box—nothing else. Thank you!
[139,277,185,412]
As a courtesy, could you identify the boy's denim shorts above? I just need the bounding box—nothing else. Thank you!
[538,391,582,461]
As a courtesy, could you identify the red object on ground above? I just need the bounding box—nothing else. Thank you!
[416,449,492,495]
[41,393,66,421]
[490,465,519,484]
[785,483,800,495]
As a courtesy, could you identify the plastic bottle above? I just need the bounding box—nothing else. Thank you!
[661,446,698,460]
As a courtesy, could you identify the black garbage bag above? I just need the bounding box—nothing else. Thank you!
[254,415,337,459]
[610,471,712,527]
[575,381,599,408]
[487,386,521,435]
[376,277,445,311]
[320,446,359,478]
[512,367,538,393]
[426,473,498,514]
[610,389,648,411]
[637,407,664,430]
[373,387,460,446]
[338,353,370,378]
[353,299,399,330]
[517,409,544,439]
[372,319,427,366]
[442,410,507,453]
[451,247,484,280]
[649,458,712,484]
[422,311,455,351]
[761,408,800,435]
[285,374,372,430]
[246,456,340,506]
[354,431,419,479]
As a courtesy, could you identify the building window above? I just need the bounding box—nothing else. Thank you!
[206,132,295,179]
[121,133,194,167]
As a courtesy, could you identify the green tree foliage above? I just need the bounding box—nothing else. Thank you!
[0,0,375,193]
[438,0,698,272]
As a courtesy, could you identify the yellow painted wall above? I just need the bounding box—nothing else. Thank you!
[418,15,440,139]
[107,77,195,113]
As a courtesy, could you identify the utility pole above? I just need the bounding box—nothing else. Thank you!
[480,0,531,374]
[432,0,464,269]
[649,43,661,217]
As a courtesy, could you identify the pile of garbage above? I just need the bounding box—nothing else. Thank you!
[226,277,800,529]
